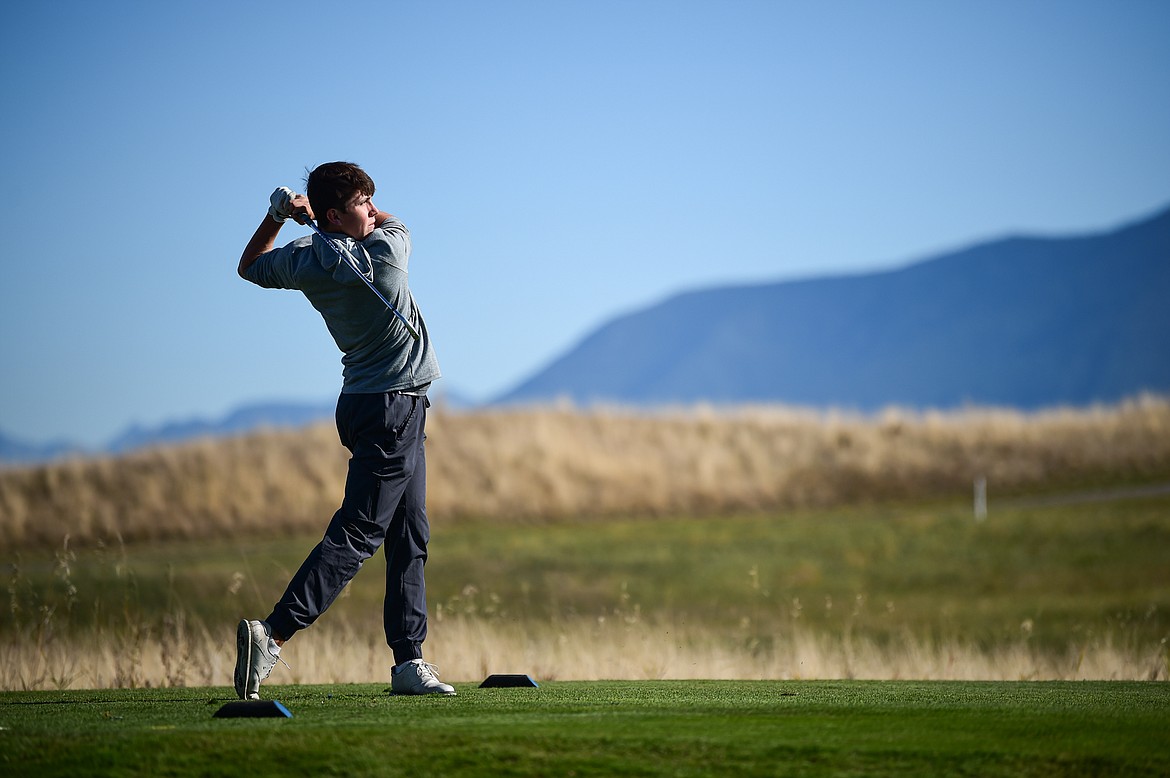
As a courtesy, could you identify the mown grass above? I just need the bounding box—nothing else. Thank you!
[2,680,1168,776]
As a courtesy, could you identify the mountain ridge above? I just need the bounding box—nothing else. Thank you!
[5,203,1167,465]
[497,203,1170,410]
[0,388,476,466]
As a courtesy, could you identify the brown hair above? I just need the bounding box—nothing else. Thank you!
[305,162,376,225]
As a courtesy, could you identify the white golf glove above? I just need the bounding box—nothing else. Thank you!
[268,186,298,223]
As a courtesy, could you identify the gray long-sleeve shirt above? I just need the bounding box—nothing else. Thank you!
[242,216,440,394]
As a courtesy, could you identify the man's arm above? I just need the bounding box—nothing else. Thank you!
[238,217,283,278]
[238,192,313,278]
[373,209,396,227]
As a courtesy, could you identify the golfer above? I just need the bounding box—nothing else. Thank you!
[233,161,453,697]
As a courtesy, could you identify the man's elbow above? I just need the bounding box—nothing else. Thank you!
[238,254,257,279]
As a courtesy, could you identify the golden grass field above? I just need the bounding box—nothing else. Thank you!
[2,394,1169,549]
[2,396,1169,690]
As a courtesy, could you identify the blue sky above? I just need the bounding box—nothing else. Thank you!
[2,1,1168,448]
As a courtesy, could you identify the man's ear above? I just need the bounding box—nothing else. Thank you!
[327,208,341,226]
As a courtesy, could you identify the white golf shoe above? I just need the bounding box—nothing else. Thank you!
[391,659,456,695]
[234,619,284,700]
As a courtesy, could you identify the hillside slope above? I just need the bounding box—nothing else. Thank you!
[500,205,1170,409]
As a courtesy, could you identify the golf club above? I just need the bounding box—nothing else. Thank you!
[298,214,421,341]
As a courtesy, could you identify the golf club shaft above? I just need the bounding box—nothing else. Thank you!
[299,216,421,341]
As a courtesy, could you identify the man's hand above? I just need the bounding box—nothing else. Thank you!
[267,187,295,222]
[268,187,315,224]
[241,187,318,278]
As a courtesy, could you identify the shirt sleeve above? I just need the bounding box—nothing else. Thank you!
[367,216,412,272]
[241,237,308,290]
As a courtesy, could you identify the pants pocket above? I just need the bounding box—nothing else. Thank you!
[386,394,419,440]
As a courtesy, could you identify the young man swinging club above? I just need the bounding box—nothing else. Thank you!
[234,161,453,697]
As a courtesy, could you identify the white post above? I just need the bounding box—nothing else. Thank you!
[974,476,987,521]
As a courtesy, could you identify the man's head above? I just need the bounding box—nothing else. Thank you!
[306,161,378,239]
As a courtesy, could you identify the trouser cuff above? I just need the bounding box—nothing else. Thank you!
[391,642,424,666]
[264,612,299,643]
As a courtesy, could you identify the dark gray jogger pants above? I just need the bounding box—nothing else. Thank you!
[265,391,430,665]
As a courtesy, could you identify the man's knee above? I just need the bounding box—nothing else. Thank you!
[324,518,384,562]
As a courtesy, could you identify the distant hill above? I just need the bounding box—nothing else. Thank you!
[104,400,338,454]
[6,205,1169,467]
[105,386,478,454]
[0,402,337,466]
[0,432,85,467]
[498,204,1170,410]
[0,386,479,466]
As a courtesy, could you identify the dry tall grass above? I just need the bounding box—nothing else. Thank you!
[5,611,1164,692]
[3,395,1169,549]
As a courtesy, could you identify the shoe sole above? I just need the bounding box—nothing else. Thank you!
[234,619,251,700]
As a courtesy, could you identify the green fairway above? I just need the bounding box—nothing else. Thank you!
[2,681,1167,776]
[12,495,1170,651]
[6,494,1169,688]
